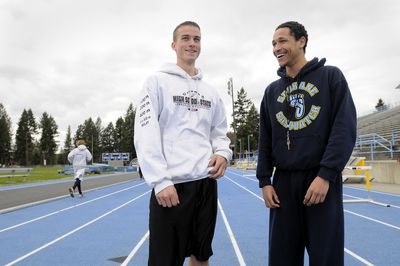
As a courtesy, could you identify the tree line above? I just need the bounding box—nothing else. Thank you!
[0,87,260,166]
[0,103,136,166]
[230,87,260,160]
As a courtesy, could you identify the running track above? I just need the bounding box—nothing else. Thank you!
[0,168,399,265]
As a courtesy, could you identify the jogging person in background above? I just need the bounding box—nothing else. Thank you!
[134,21,232,266]
[257,21,356,266]
[67,139,92,198]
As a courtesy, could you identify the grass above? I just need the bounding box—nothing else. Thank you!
[0,166,71,186]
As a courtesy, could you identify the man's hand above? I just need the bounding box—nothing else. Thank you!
[262,185,280,208]
[303,176,329,206]
[156,185,180,207]
[208,155,228,179]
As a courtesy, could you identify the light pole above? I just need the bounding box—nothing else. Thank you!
[91,134,94,164]
[227,78,237,160]
[238,139,242,162]
[247,134,253,162]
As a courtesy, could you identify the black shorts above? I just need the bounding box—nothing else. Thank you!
[148,178,218,266]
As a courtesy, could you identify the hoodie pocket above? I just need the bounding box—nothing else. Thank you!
[164,139,211,178]
[272,134,325,170]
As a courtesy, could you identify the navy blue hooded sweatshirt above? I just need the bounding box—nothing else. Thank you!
[256,57,357,187]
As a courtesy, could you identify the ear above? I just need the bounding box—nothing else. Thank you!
[171,42,176,51]
[298,36,306,49]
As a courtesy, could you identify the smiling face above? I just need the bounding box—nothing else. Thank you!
[272,27,306,68]
[172,25,201,67]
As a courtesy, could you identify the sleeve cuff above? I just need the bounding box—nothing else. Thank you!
[215,150,232,162]
[154,179,174,194]
[258,177,272,188]
[318,166,339,183]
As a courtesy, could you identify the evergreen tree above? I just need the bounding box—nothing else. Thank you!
[93,117,102,162]
[15,109,37,165]
[0,103,12,165]
[74,118,98,162]
[244,103,260,154]
[101,122,115,152]
[39,112,59,165]
[375,98,387,111]
[74,124,85,142]
[123,103,136,159]
[63,126,74,156]
[114,117,124,152]
[32,140,42,165]
[232,87,252,150]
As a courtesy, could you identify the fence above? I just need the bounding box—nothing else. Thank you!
[354,131,400,160]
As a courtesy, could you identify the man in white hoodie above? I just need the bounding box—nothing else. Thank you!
[134,21,232,266]
[67,139,92,198]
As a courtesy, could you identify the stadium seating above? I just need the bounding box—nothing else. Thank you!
[354,105,400,160]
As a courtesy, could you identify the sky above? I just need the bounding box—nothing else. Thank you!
[1,0,400,149]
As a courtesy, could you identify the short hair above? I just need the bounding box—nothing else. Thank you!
[173,21,201,41]
[276,21,308,53]
[76,139,86,146]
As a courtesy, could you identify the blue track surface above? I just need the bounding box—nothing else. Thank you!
[1,168,399,265]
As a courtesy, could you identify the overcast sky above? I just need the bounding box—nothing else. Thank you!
[1,0,400,148]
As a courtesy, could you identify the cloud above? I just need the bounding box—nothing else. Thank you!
[1,0,399,150]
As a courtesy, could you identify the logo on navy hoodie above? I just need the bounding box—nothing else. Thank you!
[276,81,321,130]
[173,90,212,111]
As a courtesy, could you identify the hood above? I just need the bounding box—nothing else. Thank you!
[78,145,87,151]
[277,57,326,79]
[158,63,203,80]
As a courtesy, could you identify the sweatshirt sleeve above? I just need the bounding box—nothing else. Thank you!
[86,150,92,163]
[210,97,233,161]
[318,70,357,182]
[67,150,74,164]
[256,91,274,188]
[134,77,173,194]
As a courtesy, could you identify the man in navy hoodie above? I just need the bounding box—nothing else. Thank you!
[257,21,356,266]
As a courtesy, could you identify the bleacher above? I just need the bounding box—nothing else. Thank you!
[354,105,400,160]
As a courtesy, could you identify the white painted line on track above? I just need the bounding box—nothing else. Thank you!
[4,190,151,266]
[225,176,263,201]
[344,186,400,197]
[343,193,399,209]
[344,209,400,230]
[121,230,149,266]
[0,182,147,233]
[226,175,378,265]
[0,179,142,214]
[226,170,258,182]
[218,200,246,266]
[344,248,374,266]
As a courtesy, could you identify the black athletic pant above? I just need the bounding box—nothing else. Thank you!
[72,179,82,195]
[268,168,344,266]
[148,178,218,266]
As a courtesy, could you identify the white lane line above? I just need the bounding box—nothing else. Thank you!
[0,182,146,233]
[344,248,374,266]
[225,177,378,265]
[4,190,151,266]
[344,186,400,197]
[0,179,142,214]
[343,193,399,209]
[218,200,246,266]
[121,231,149,266]
[226,171,258,182]
[225,177,263,201]
[344,209,400,230]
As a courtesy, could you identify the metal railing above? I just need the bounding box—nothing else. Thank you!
[354,132,399,160]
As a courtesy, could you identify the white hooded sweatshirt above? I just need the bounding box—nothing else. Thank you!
[67,145,93,171]
[134,63,232,194]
